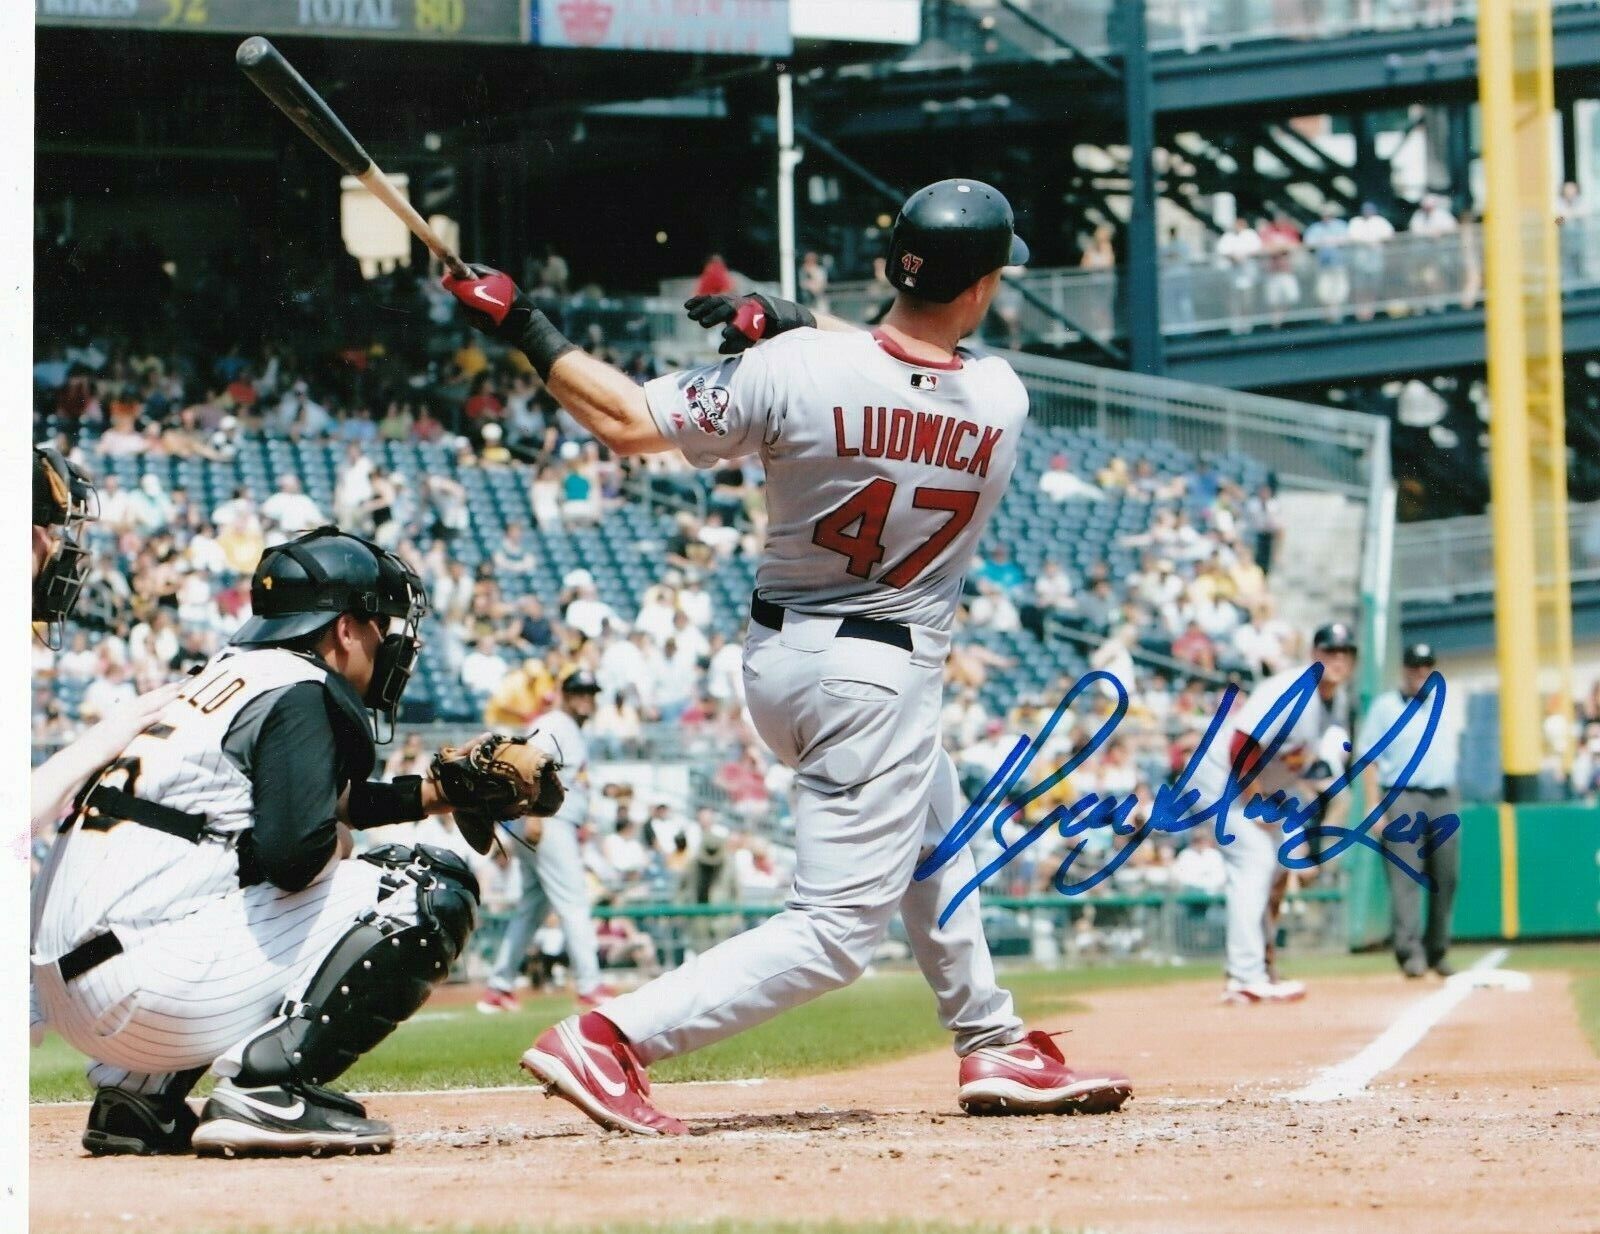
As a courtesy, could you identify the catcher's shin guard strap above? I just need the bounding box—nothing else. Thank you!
[233,847,479,1087]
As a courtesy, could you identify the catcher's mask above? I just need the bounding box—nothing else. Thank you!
[33,445,97,649]
[232,525,429,741]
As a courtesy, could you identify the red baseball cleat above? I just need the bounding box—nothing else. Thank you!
[1221,978,1307,1005]
[957,1030,1132,1116]
[520,1012,687,1136]
[576,983,618,1010]
[476,987,519,1015]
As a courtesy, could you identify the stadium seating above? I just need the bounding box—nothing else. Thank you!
[59,424,1268,726]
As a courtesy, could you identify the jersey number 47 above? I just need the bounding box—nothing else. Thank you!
[812,478,978,588]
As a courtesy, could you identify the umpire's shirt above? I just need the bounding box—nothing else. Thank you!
[1356,687,1460,798]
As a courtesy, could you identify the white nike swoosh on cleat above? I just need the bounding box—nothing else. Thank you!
[561,1022,628,1098]
[993,1050,1048,1071]
[152,1117,177,1135]
[473,285,507,308]
[751,312,765,333]
[227,1090,306,1121]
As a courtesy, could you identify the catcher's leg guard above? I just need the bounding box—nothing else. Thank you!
[234,845,479,1087]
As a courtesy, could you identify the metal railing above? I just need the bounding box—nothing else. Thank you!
[823,216,1600,348]
[1393,499,1600,602]
[465,884,1347,975]
[930,0,1597,64]
[1002,349,1387,496]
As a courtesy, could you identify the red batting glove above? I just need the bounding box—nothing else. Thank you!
[442,264,532,342]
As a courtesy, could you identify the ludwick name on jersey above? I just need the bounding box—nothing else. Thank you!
[832,407,1006,478]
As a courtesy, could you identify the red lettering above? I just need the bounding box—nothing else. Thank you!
[861,407,888,458]
[967,425,1003,477]
[833,406,858,457]
[934,416,959,468]
[886,409,913,460]
[945,420,978,472]
[911,412,942,464]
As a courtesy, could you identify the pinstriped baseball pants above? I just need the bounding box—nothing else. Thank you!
[33,856,419,1093]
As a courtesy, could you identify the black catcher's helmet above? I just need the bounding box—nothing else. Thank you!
[33,445,97,647]
[885,178,1030,304]
[233,526,429,723]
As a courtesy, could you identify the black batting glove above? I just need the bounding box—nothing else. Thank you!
[683,292,816,355]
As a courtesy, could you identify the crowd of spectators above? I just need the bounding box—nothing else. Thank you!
[29,218,1319,972]
[936,452,1295,905]
[1073,185,1594,338]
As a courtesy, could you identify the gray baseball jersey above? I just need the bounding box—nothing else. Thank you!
[1187,665,1349,807]
[644,328,1029,631]
[528,708,589,829]
[602,325,1032,1065]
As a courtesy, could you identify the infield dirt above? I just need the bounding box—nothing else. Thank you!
[29,970,1600,1234]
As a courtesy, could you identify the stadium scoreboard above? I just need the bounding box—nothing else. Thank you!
[37,0,528,43]
[37,1,799,51]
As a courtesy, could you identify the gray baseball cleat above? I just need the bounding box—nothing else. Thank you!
[190,1080,392,1157]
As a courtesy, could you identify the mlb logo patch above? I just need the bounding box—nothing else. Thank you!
[910,373,939,392]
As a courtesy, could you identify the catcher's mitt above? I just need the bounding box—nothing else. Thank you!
[429,734,565,854]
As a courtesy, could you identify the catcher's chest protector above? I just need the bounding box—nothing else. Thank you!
[35,649,328,957]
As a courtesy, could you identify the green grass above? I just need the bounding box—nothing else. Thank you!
[31,943,1599,1103]
[1511,942,1600,1056]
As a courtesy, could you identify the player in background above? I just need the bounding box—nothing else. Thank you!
[31,527,482,1158]
[478,668,615,1012]
[1184,622,1358,1004]
[444,178,1133,1135]
[30,444,185,833]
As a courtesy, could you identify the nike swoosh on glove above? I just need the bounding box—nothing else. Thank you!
[442,264,536,346]
[683,292,816,355]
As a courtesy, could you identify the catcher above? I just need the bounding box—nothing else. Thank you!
[30,526,562,1158]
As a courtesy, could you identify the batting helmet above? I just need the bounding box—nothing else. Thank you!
[1312,621,1358,654]
[233,526,429,719]
[885,179,1030,303]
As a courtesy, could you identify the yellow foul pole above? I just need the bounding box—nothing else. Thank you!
[1475,0,1566,803]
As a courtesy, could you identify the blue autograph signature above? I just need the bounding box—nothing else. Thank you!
[915,666,1459,927]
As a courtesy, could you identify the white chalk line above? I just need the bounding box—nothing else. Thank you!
[1282,947,1510,1103]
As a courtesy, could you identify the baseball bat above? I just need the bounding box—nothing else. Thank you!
[236,36,470,280]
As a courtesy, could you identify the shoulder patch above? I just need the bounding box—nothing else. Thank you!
[684,382,730,436]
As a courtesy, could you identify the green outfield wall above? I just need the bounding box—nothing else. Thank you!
[1346,800,1600,947]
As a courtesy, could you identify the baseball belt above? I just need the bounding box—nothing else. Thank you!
[750,593,913,652]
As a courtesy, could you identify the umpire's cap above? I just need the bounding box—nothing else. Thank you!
[233,526,427,647]
[1312,621,1358,653]
[1402,642,1437,667]
[886,179,1030,303]
[561,668,602,695]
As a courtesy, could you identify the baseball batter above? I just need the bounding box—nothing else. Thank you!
[478,668,613,1012]
[31,528,484,1157]
[445,178,1132,1134]
[1184,621,1357,1003]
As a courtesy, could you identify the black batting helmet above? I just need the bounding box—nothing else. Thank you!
[885,179,1030,303]
[233,526,429,720]
[561,669,601,695]
[1312,621,1358,654]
